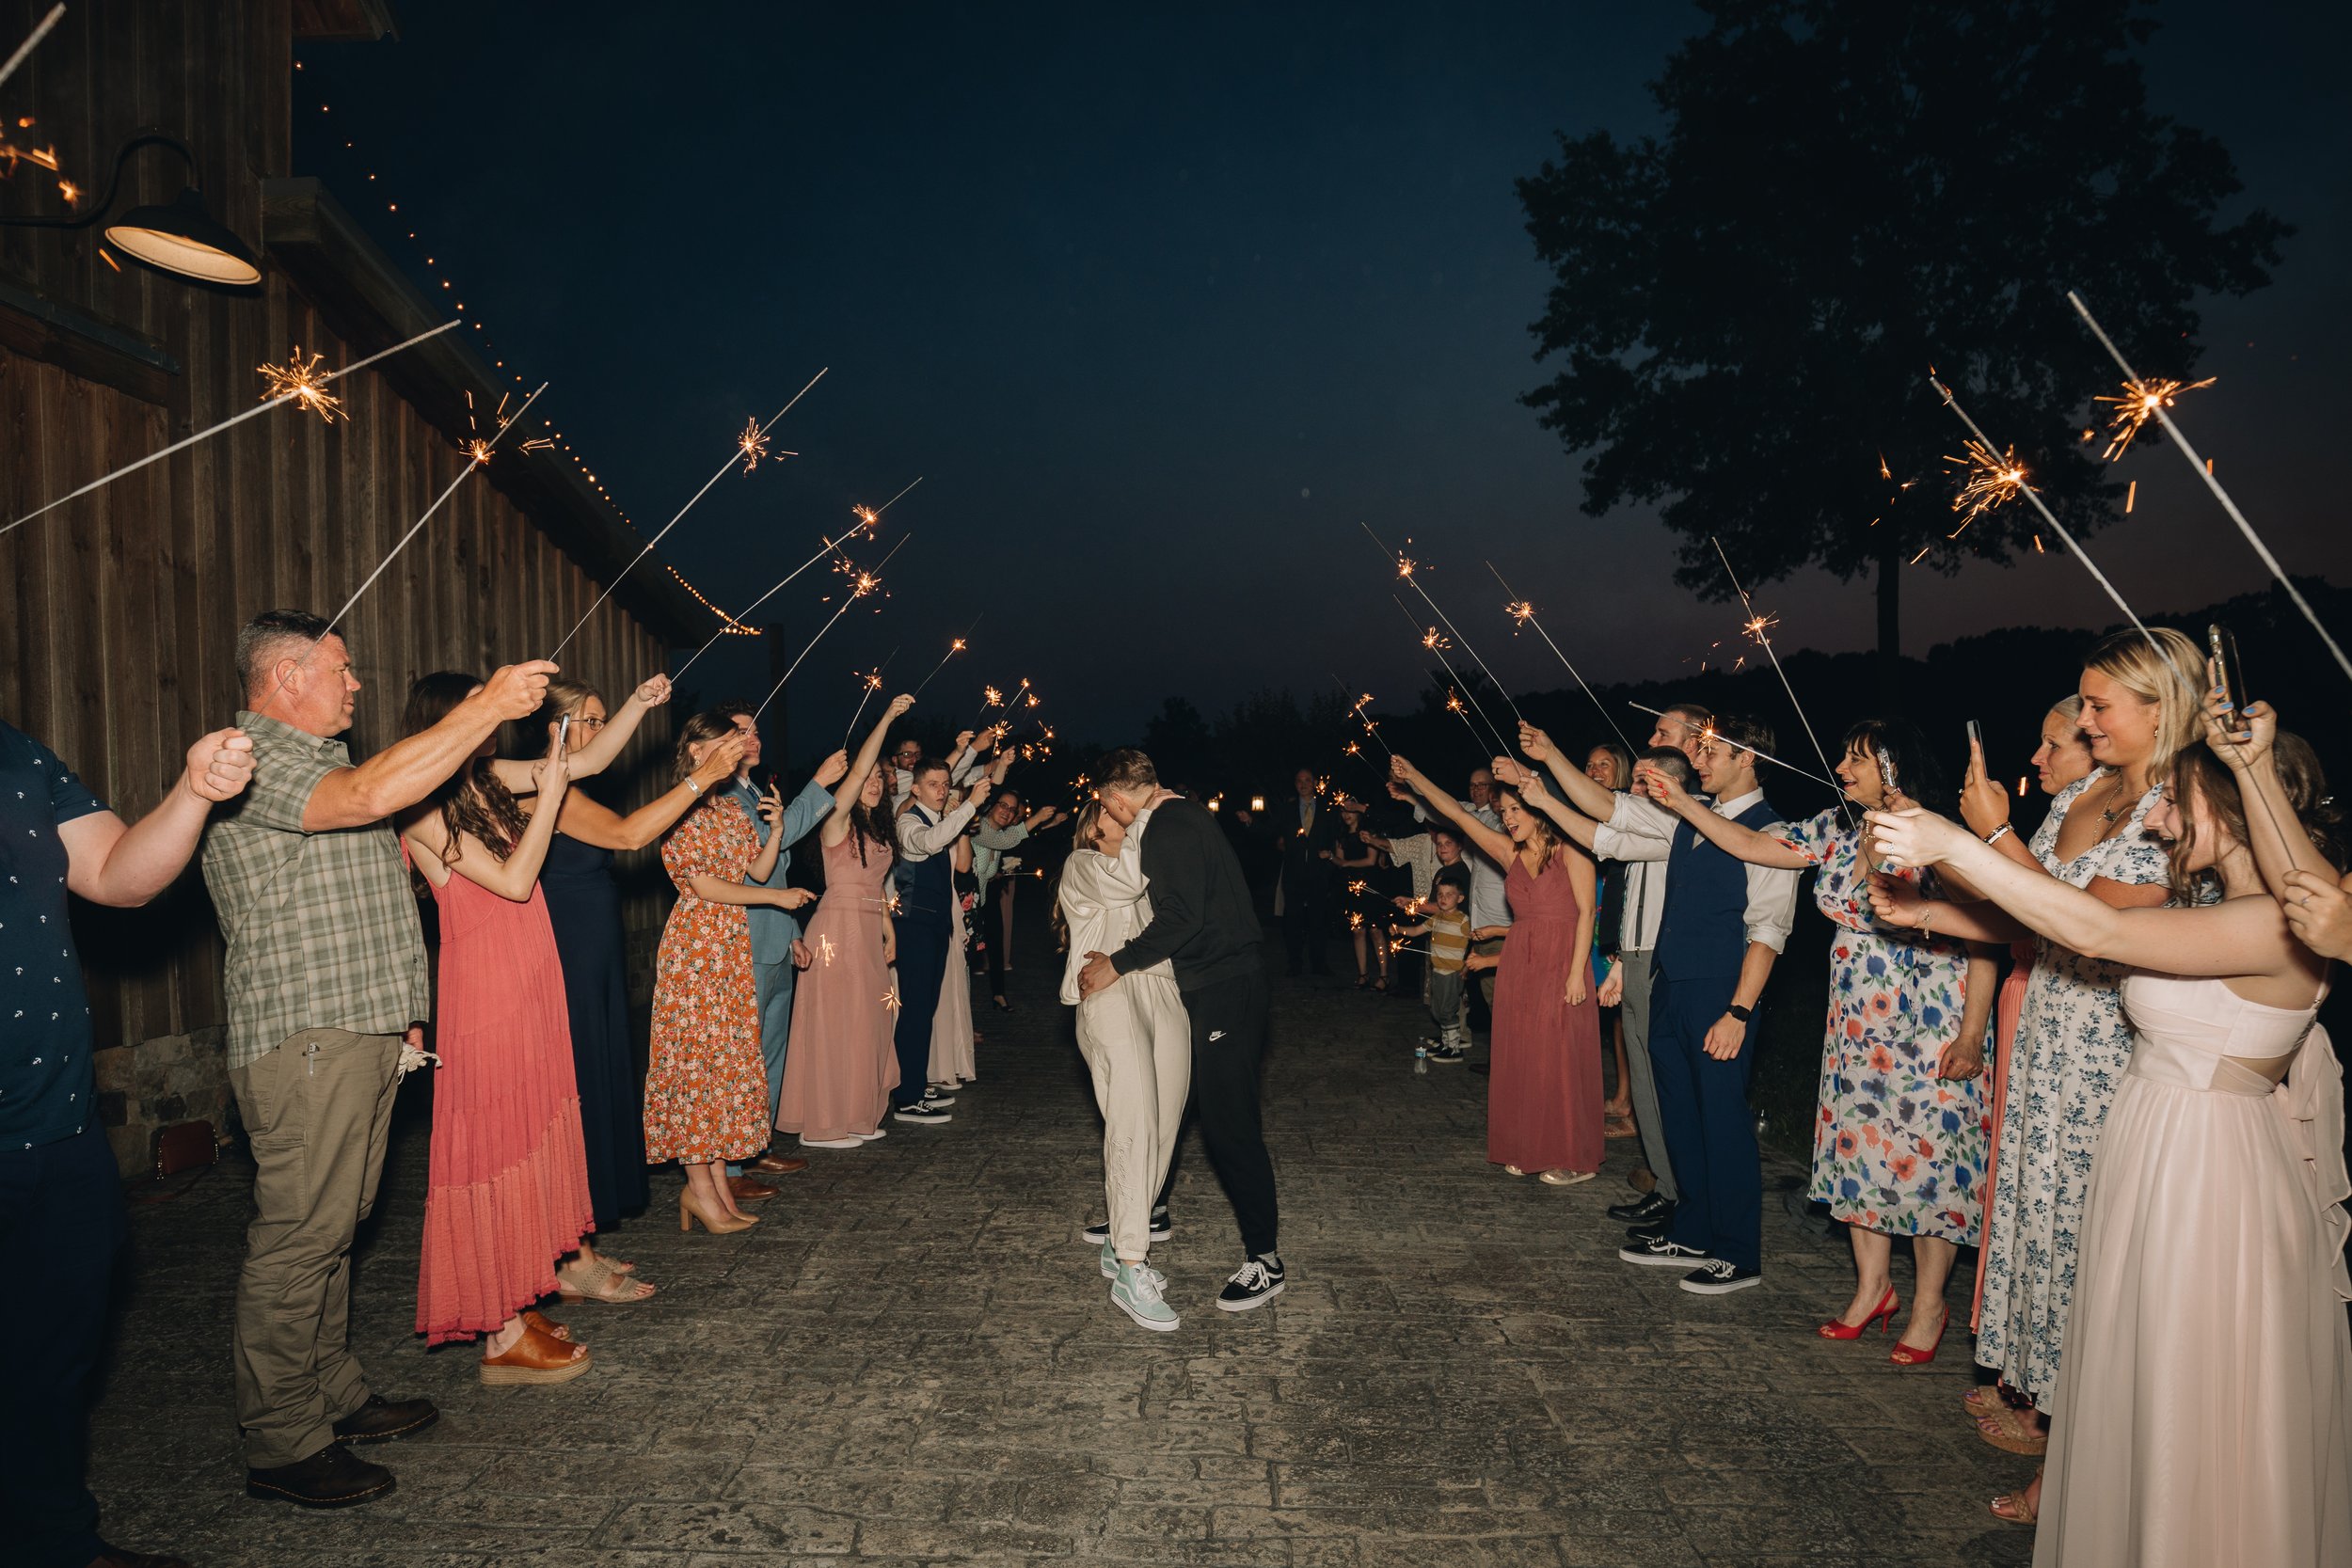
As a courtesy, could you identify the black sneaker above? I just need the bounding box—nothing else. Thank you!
[1622,1214,1672,1243]
[893,1101,953,1124]
[1607,1192,1669,1224]
[1618,1236,1710,1268]
[1680,1259,1762,1295]
[1425,1043,1467,1064]
[330,1393,438,1446]
[246,1443,396,1508]
[1216,1255,1286,1312]
[1081,1208,1171,1244]
[921,1087,959,1106]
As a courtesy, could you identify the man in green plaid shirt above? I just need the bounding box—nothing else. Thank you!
[201,610,554,1510]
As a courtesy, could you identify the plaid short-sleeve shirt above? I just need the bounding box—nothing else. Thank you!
[199,711,429,1069]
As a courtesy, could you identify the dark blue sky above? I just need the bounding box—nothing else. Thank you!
[295,2,2349,755]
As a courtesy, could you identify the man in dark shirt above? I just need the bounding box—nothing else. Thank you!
[3,717,255,1568]
[1077,748,1286,1311]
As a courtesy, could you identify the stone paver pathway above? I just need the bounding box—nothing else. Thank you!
[87,948,2038,1566]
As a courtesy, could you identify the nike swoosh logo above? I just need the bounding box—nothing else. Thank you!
[1209,1031,1226,1041]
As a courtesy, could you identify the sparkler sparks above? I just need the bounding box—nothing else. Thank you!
[881,986,901,1015]
[1944,438,2031,531]
[737,417,771,473]
[1421,625,1450,652]
[1505,600,1535,626]
[1481,563,1634,752]
[2093,376,2215,462]
[256,348,348,424]
[818,935,835,967]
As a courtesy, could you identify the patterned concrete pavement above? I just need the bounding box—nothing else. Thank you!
[86,950,2038,1567]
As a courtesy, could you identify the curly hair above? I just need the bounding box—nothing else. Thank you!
[401,672,529,869]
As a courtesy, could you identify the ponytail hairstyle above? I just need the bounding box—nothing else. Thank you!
[401,672,529,869]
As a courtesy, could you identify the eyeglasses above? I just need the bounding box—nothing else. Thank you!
[572,716,609,731]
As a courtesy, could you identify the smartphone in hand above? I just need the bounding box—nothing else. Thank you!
[2208,623,2249,720]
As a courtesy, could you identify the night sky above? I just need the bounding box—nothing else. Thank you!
[294,2,2350,761]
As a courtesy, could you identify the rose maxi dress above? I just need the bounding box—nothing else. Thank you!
[643,800,772,1167]
[776,832,899,1142]
[1486,853,1603,1173]
[417,867,595,1344]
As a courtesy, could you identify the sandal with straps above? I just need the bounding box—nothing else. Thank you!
[1975,1403,2049,1456]
[1990,1489,2039,1525]
[479,1323,593,1386]
[557,1258,657,1305]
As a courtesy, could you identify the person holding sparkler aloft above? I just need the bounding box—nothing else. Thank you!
[1867,698,2347,1561]
[1581,743,1638,1133]
[395,674,601,1382]
[204,612,555,1508]
[1393,754,1603,1187]
[975,789,1067,1011]
[1389,866,1475,1062]
[1518,708,1713,1236]
[890,726,993,812]
[644,711,818,1235]
[778,695,915,1149]
[890,749,1004,1125]
[1330,798,1390,991]
[1635,719,1995,1357]
[1057,799,1193,1331]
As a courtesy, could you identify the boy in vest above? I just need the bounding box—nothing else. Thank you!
[1612,717,1799,1294]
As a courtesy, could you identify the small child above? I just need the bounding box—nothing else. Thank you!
[1391,867,1473,1063]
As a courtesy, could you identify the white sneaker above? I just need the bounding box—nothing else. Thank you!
[851,1126,887,1142]
[799,1134,863,1150]
[1111,1262,1181,1333]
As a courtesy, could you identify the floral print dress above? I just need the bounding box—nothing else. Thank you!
[1778,810,1988,1243]
[1973,768,2169,1410]
[643,798,772,1164]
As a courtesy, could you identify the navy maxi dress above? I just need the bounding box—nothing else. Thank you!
[541,829,649,1227]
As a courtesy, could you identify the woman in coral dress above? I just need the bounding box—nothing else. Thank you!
[779,694,915,1148]
[1393,755,1602,1183]
[396,673,596,1386]
[645,710,815,1234]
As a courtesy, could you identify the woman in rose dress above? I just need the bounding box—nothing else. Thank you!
[778,694,914,1149]
[1392,754,1602,1185]
[644,710,816,1234]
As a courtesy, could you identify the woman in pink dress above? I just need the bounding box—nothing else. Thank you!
[396,673,596,1386]
[1393,755,1602,1183]
[779,694,914,1149]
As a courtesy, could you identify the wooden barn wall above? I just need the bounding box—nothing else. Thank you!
[0,0,677,1070]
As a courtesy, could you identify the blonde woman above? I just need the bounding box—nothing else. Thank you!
[1058,799,1192,1331]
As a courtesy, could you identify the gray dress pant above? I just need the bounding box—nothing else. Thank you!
[1616,948,1678,1203]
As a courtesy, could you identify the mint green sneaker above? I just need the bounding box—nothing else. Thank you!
[1111,1261,1180,1333]
[1099,1238,1119,1279]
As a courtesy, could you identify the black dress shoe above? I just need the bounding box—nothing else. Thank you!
[246,1442,395,1508]
[1607,1192,1669,1224]
[332,1392,439,1445]
[86,1546,193,1568]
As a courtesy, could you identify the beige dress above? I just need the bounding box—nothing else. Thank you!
[2035,973,2351,1567]
[929,915,977,1088]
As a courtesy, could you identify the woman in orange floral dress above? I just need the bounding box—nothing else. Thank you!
[645,710,815,1234]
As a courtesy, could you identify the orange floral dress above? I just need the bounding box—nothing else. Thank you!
[643,797,771,1163]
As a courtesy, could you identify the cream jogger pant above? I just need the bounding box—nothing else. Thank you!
[1075,971,1192,1262]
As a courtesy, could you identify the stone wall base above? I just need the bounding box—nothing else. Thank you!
[93,1025,237,1180]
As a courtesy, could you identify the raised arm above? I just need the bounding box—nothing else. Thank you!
[60,728,256,907]
[1391,754,1512,865]
[1490,756,1604,854]
[304,660,555,831]
[496,673,675,797]
[2205,696,2328,891]
[1637,762,1811,870]
[823,693,914,847]
[415,733,572,901]
[1519,721,1616,821]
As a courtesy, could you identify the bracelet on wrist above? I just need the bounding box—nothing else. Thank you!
[1983,823,2014,847]
[683,777,706,797]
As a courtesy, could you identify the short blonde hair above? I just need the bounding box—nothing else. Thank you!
[2082,626,2205,778]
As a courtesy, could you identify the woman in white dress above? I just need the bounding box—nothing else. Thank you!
[1868,711,2348,1564]
[1057,800,1192,1332]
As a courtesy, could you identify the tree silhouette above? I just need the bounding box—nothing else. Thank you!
[1517,0,2286,693]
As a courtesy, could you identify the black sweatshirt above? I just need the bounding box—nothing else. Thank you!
[1108,797,1263,992]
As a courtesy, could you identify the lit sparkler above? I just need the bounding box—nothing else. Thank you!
[911,614,981,697]
[841,646,898,744]
[1943,438,2030,532]
[256,348,348,424]
[753,532,908,721]
[818,935,835,967]
[1709,537,1850,822]
[2093,375,2215,462]
[1623,701,1838,789]
[1,319,462,541]
[1484,562,1633,752]
[1392,594,1512,756]
[548,366,828,659]
[737,417,771,473]
[881,986,901,1015]
[670,515,882,682]
[2068,291,2352,688]
[1362,521,1529,736]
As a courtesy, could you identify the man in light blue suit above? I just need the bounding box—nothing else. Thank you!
[719,704,849,1190]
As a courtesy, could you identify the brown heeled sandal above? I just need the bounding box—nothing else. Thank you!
[479,1323,593,1386]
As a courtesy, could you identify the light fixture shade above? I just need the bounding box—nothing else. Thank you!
[103,186,261,285]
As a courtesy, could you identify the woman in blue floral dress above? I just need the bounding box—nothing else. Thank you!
[1644,718,1994,1361]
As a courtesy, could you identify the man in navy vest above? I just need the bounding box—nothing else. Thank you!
[1611,716,1799,1294]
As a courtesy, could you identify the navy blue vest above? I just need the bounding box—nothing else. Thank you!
[1652,794,1781,984]
[897,806,956,927]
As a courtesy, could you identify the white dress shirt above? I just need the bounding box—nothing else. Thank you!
[895,794,981,863]
[1594,787,1799,954]
[890,745,988,811]
[1412,798,1512,932]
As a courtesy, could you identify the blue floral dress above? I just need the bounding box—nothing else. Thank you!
[1973,769,2169,1410]
[1778,810,1988,1243]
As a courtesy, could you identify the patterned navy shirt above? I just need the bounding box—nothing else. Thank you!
[0,721,106,1149]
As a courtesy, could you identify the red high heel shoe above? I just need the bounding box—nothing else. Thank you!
[1818,1287,1899,1340]
[1891,1307,1950,1366]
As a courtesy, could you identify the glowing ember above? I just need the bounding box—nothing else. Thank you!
[462,438,495,466]
[1395,553,1417,580]
[737,417,770,473]
[1944,438,2030,529]
[2094,376,2215,462]
[852,503,880,531]
[1422,626,1451,652]
[257,348,347,424]
[1505,600,1535,626]
[881,985,901,1014]
[983,686,1004,707]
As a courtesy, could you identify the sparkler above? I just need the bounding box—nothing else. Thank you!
[1329,674,1397,760]
[0,6,64,94]
[1392,594,1513,756]
[547,366,828,660]
[736,417,771,473]
[2068,291,2352,687]
[751,533,906,721]
[0,319,462,541]
[2092,375,2215,462]
[841,647,898,744]
[881,986,901,1015]
[1486,562,1635,752]
[1709,537,1850,824]
[1943,438,2030,535]
[1361,521,1528,734]
[256,348,347,424]
[1340,740,1381,780]
[818,934,836,967]
[251,384,548,721]
[1624,701,1838,790]
[911,614,982,697]
[669,515,882,683]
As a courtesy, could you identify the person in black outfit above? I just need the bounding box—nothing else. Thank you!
[1077,748,1286,1311]
[1240,768,1337,976]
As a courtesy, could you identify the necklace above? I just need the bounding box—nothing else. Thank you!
[2097,774,2138,827]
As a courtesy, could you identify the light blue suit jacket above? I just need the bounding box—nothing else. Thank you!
[726,776,834,968]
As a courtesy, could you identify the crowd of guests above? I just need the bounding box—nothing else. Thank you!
[1311,624,2348,1560]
